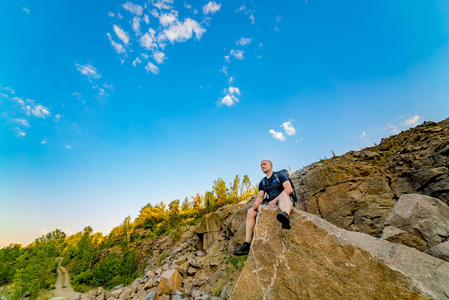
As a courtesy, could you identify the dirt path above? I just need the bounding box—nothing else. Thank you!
[48,257,78,300]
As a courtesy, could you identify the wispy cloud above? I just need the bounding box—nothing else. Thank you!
[27,104,51,118]
[219,86,240,106]
[282,120,296,135]
[203,1,221,15]
[139,29,157,50]
[122,2,143,15]
[11,118,30,127]
[403,115,420,126]
[14,127,26,137]
[269,129,286,141]
[145,62,159,74]
[107,33,126,54]
[230,49,244,60]
[22,7,30,15]
[159,18,206,44]
[113,25,130,45]
[153,51,166,64]
[385,124,400,134]
[75,64,101,79]
[4,87,15,94]
[65,145,72,149]
[236,37,251,46]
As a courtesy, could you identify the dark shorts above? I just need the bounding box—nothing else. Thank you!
[262,195,294,205]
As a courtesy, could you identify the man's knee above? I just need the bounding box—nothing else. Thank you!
[247,208,257,219]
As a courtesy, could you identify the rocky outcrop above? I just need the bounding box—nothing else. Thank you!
[232,206,449,300]
[384,194,449,248]
[292,118,449,237]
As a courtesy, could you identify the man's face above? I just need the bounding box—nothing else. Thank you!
[260,160,272,174]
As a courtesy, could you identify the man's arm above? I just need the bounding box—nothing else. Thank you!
[268,181,293,205]
[252,190,265,211]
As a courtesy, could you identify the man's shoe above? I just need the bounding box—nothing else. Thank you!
[233,242,251,256]
[276,211,291,229]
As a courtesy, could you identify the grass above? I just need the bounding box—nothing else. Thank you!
[157,251,170,266]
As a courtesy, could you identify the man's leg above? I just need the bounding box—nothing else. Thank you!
[277,194,293,229]
[245,208,258,243]
[278,193,293,215]
[233,207,258,256]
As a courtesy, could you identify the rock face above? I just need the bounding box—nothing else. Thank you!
[381,226,427,251]
[425,241,449,262]
[232,206,449,300]
[293,118,449,237]
[385,194,449,247]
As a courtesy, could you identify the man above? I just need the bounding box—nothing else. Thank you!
[233,160,293,256]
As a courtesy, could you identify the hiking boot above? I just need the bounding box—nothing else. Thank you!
[233,242,251,256]
[276,211,291,229]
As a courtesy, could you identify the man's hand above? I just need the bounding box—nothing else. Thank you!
[252,202,260,211]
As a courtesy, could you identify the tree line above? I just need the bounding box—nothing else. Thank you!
[0,174,257,298]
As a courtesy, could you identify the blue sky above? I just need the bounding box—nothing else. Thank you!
[1,0,449,247]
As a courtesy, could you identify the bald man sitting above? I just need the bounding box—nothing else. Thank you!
[233,160,294,256]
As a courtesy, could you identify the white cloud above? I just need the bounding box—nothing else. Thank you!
[153,51,166,64]
[118,12,124,19]
[41,139,46,144]
[159,12,178,27]
[22,7,30,14]
[153,0,174,10]
[139,29,157,49]
[113,25,130,45]
[184,2,191,9]
[236,37,251,46]
[203,1,221,15]
[122,2,143,15]
[220,95,238,106]
[12,118,30,127]
[75,63,101,79]
[403,115,420,126]
[108,11,115,17]
[4,87,15,94]
[103,83,113,91]
[219,86,240,106]
[159,18,205,44]
[65,145,72,149]
[361,131,366,137]
[228,86,240,95]
[15,128,26,136]
[107,33,126,54]
[269,129,285,141]
[249,14,255,24]
[228,76,234,84]
[12,97,25,106]
[282,120,296,135]
[385,124,400,134]
[132,17,141,35]
[133,57,142,67]
[275,15,281,23]
[221,65,228,76]
[27,104,51,118]
[145,62,159,74]
[230,49,244,60]
[224,55,230,63]
[54,114,62,121]
[143,15,150,24]
[236,5,246,12]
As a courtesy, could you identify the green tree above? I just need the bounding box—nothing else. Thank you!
[212,178,228,207]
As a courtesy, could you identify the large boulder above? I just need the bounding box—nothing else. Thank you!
[231,206,449,299]
[385,194,449,247]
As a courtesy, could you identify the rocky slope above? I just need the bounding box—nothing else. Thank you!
[70,117,449,300]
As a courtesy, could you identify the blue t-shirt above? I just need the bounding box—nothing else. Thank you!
[259,171,289,201]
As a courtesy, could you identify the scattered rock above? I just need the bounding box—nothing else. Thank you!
[157,270,183,295]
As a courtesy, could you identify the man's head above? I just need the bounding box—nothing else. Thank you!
[260,160,273,174]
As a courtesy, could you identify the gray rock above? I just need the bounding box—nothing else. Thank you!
[171,296,183,300]
[143,290,157,300]
[425,240,449,262]
[111,289,122,299]
[191,289,201,298]
[385,194,449,247]
[111,284,124,292]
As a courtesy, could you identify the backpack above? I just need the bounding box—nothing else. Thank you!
[262,169,299,204]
